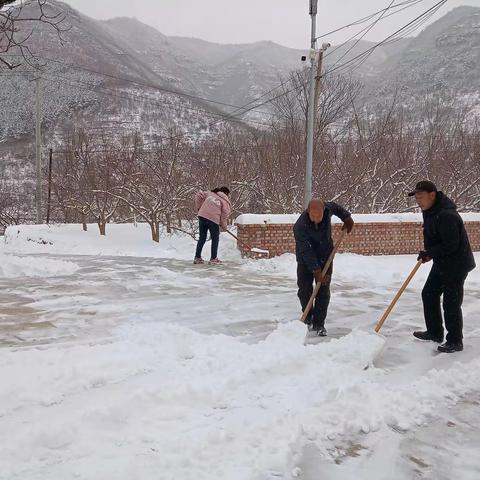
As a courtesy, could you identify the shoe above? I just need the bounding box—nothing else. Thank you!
[314,326,327,337]
[437,342,463,353]
[304,312,313,326]
[209,258,222,265]
[193,257,204,265]
[413,331,443,343]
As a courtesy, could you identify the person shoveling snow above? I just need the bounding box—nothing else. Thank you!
[193,187,232,265]
[408,181,476,353]
[293,198,354,337]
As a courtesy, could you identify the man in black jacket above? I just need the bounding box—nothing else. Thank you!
[409,181,476,353]
[293,199,354,336]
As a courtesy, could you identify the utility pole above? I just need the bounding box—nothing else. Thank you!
[314,48,325,112]
[35,76,43,224]
[304,0,318,209]
[46,148,53,224]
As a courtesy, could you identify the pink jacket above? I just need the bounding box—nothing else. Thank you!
[195,191,232,231]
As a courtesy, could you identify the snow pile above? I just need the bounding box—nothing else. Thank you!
[0,253,79,278]
[2,224,242,262]
[1,321,480,479]
[240,252,433,289]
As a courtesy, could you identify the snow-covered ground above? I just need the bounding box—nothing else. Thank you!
[1,224,480,480]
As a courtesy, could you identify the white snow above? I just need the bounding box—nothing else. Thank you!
[1,223,480,479]
[2,223,241,262]
[0,252,79,278]
[250,247,270,254]
[236,213,301,225]
[236,212,480,225]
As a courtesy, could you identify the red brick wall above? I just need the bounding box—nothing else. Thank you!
[236,221,480,257]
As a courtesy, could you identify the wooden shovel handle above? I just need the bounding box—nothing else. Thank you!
[225,229,253,250]
[374,260,422,333]
[300,230,347,323]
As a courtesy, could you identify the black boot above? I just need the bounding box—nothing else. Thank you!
[310,323,327,336]
[413,330,443,343]
[315,326,327,337]
[437,342,463,353]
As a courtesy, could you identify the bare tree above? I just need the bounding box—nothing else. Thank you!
[51,132,92,230]
[42,72,480,231]
[0,0,67,70]
[111,135,193,242]
[271,69,361,136]
[0,187,25,230]
[83,135,129,236]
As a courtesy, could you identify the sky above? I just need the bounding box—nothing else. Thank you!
[61,0,480,48]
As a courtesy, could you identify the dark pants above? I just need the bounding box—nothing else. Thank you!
[422,265,468,344]
[195,216,220,260]
[297,262,331,328]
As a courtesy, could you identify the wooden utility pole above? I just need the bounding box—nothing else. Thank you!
[35,76,42,224]
[46,148,53,224]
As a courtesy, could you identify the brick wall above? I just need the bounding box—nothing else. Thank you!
[236,221,480,257]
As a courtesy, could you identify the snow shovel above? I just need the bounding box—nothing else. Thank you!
[300,229,347,324]
[374,259,423,333]
[226,230,270,257]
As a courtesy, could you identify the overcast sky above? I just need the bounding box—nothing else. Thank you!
[62,0,480,48]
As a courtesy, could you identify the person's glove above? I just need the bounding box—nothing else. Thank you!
[417,251,432,263]
[342,216,354,234]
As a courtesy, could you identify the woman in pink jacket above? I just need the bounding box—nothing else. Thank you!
[194,186,232,264]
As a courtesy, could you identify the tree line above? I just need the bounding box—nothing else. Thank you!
[2,69,480,238]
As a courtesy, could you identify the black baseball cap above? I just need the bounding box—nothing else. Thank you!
[408,180,438,197]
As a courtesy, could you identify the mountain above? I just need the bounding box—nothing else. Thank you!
[0,0,243,146]
[0,0,397,147]
[366,6,480,104]
[1,3,480,157]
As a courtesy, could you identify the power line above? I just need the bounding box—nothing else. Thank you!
[155,81,307,144]
[2,54,302,129]
[1,69,282,132]
[323,0,448,78]
[316,0,425,40]
[38,72,278,130]
[16,53,300,118]
[323,0,426,65]
[329,0,397,69]
[340,0,447,77]
[44,79,307,150]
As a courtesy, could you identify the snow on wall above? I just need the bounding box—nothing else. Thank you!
[236,215,480,257]
[235,212,480,225]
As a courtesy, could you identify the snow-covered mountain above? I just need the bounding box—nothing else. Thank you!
[0,0,396,146]
[369,6,480,105]
[1,1,480,216]
[2,2,479,148]
[0,0,239,145]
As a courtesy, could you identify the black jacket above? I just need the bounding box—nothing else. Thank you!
[423,192,476,274]
[293,202,351,272]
